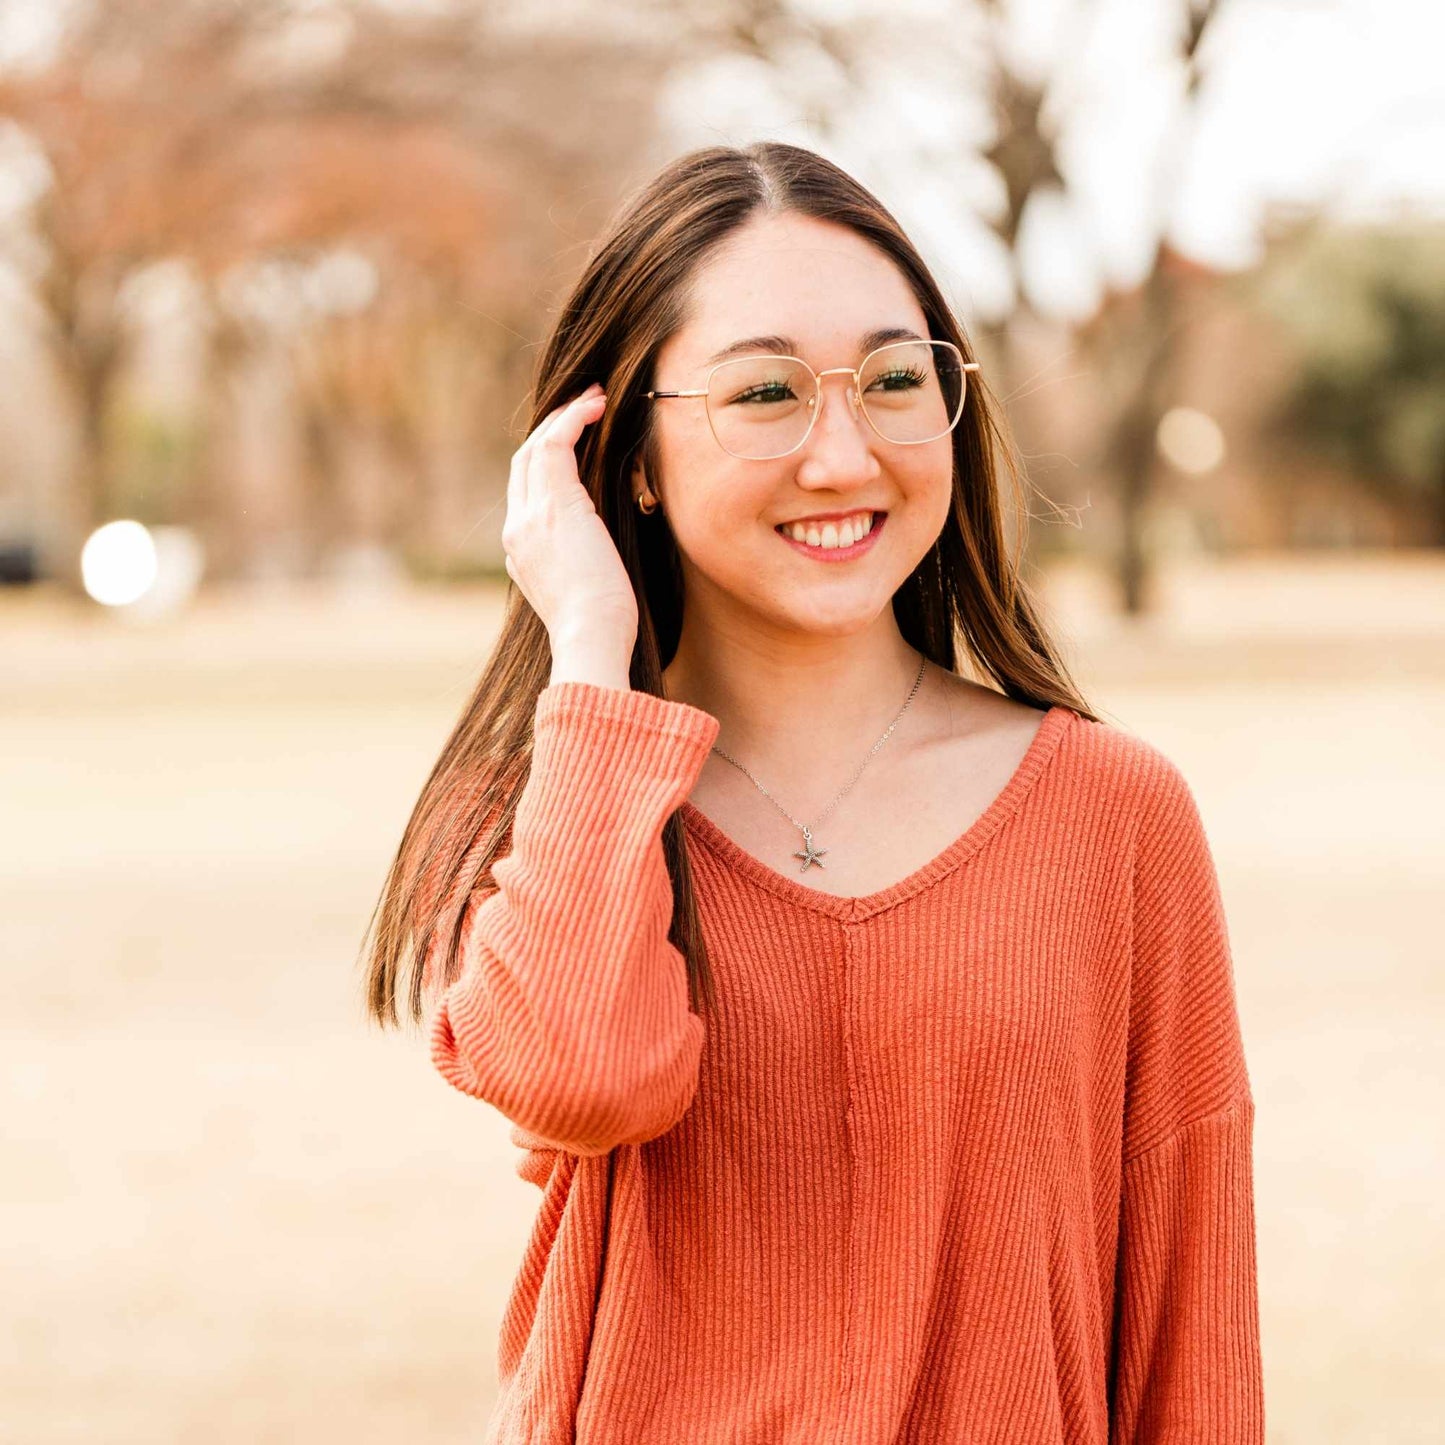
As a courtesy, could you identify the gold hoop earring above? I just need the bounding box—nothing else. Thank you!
[636,492,659,515]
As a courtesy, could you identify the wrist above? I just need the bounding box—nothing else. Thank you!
[548,624,635,692]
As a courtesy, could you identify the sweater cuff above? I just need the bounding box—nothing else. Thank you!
[535,681,721,748]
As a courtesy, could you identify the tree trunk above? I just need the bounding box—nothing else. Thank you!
[48,354,111,597]
[1106,265,1178,617]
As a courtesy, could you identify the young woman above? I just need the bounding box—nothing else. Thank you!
[362,142,1263,1444]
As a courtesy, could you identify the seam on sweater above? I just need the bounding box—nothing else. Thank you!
[1119,1090,1253,1169]
[1119,745,1251,1173]
[840,922,859,1412]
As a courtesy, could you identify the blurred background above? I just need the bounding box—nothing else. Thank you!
[2,0,1441,1440]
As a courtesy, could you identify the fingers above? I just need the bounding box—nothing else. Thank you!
[504,384,607,578]
[520,384,607,507]
[496,383,638,639]
[507,400,566,522]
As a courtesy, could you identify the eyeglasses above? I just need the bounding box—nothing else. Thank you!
[644,339,978,461]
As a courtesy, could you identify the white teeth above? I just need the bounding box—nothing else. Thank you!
[783,512,872,549]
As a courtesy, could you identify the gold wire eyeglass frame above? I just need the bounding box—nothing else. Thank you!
[643,339,981,461]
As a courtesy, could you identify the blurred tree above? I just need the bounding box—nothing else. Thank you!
[0,0,668,586]
[976,0,1223,613]
[0,1,276,587]
[1263,224,1445,545]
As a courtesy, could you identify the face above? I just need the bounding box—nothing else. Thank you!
[636,211,956,643]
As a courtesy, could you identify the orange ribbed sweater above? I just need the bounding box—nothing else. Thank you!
[425,681,1264,1444]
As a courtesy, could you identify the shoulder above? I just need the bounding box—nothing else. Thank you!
[1058,715,1223,902]
[1013,698,1209,857]
[932,671,1058,756]
[1069,708,1190,791]
[931,674,1200,828]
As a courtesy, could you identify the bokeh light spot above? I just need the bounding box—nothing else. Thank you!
[80,520,159,606]
[1157,406,1227,474]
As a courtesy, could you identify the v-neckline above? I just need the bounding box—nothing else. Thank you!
[679,703,1077,923]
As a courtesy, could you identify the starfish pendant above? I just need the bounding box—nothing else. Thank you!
[793,826,828,872]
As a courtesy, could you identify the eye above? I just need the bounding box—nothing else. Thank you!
[867,365,928,392]
[730,381,798,405]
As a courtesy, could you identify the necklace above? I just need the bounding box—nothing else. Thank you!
[708,651,929,873]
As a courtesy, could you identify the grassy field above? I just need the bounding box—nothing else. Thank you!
[3,552,1442,1443]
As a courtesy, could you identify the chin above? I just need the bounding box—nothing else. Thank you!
[766,596,890,638]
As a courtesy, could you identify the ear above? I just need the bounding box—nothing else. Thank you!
[630,454,651,505]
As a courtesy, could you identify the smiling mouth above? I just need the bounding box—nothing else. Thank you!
[774,510,886,556]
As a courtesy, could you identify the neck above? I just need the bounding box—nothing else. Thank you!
[662,613,931,799]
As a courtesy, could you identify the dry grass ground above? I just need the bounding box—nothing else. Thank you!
[3,551,1442,1443]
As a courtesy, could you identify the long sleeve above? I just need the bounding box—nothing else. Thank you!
[1108,751,1265,1443]
[427,680,720,1158]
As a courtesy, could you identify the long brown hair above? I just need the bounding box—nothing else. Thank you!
[360,139,1097,1033]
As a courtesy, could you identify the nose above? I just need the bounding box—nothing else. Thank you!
[795,373,878,485]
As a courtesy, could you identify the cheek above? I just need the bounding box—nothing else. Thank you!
[661,465,776,578]
[664,448,780,539]
[893,450,955,537]
[671,491,771,574]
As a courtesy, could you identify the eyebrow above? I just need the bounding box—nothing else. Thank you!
[702,327,927,368]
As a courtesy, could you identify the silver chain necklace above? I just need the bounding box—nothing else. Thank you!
[708,651,929,873]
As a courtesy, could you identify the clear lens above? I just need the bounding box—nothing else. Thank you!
[705,341,967,460]
[706,354,815,461]
[858,341,965,444]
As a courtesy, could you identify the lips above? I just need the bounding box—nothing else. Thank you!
[774,511,882,546]
[774,510,886,560]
